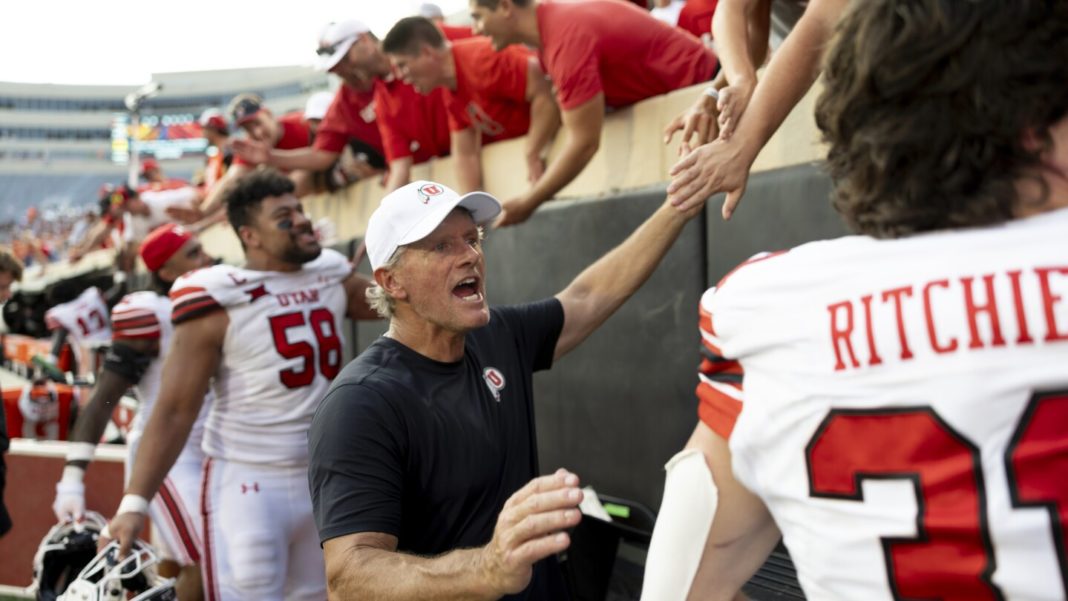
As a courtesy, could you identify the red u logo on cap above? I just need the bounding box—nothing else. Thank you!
[418,183,444,203]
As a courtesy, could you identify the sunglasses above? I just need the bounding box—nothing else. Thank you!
[317,34,358,57]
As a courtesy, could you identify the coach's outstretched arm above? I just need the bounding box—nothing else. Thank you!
[106,310,225,556]
[553,195,703,359]
[323,470,583,600]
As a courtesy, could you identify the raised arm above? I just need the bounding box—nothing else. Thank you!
[497,94,604,227]
[232,138,340,173]
[52,338,156,521]
[712,0,772,140]
[68,220,115,261]
[667,0,846,219]
[384,157,415,193]
[451,128,483,193]
[553,196,701,359]
[322,470,582,600]
[523,58,562,184]
[106,310,225,556]
[198,163,250,218]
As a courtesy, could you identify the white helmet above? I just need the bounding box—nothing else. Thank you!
[30,511,109,601]
[58,539,176,601]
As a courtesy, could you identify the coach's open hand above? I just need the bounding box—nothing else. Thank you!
[479,469,584,596]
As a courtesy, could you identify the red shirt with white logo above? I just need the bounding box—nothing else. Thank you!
[537,0,717,110]
[314,85,384,156]
[373,75,451,164]
[234,112,312,167]
[446,38,532,143]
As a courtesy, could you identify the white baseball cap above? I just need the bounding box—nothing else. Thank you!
[366,181,502,270]
[303,91,335,121]
[418,3,445,18]
[315,20,370,72]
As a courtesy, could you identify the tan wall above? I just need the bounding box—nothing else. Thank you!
[200,79,826,262]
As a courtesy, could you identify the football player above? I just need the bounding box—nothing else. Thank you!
[53,223,214,600]
[107,169,378,601]
[647,1,1068,599]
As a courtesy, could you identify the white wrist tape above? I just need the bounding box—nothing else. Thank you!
[60,465,86,484]
[117,494,150,515]
[66,442,96,463]
[703,85,720,101]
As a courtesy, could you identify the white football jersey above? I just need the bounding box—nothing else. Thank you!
[699,207,1068,601]
[45,287,111,343]
[111,291,208,449]
[169,249,351,466]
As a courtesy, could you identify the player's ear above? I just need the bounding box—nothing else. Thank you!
[237,224,260,250]
[375,265,408,301]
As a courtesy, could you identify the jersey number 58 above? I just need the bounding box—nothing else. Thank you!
[269,308,341,388]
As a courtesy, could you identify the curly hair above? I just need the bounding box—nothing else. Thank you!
[816,0,1068,239]
[225,168,296,239]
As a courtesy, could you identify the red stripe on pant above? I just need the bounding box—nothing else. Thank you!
[158,478,201,563]
[200,458,221,601]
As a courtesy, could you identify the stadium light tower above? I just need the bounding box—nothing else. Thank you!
[124,81,163,187]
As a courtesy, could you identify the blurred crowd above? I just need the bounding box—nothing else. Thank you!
[3,0,774,277]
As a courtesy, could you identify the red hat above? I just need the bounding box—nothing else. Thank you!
[204,115,228,133]
[140,158,160,176]
[199,109,229,135]
[139,223,193,272]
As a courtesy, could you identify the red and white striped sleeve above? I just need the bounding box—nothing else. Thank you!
[170,285,221,325]
[696,250,790,439]
[111,306,162,342]
[696,290,744,439]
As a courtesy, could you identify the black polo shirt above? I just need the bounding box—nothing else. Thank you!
[309,299,567,600]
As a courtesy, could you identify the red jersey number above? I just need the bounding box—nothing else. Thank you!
[76,308,108,337]
[269,308,342,388]
[805,391,1068,600]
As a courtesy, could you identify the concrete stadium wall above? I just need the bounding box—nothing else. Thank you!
[198,77,828,259]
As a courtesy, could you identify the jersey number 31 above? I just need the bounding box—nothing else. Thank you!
[806,390,1068,600]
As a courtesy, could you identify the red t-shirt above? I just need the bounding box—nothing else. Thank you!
[373,74,451,164]
[537,0,718,110]
[3,384,77,441]
[677,0,719,39]
[314,84,384,156]
[445,38,532,143]
[234,112,312,167]
[439,23,476,41]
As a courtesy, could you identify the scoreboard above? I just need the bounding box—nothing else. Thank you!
[110,112,209,162]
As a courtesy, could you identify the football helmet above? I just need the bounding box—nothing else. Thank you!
[59,539,176,601]
[29,511,108,601]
